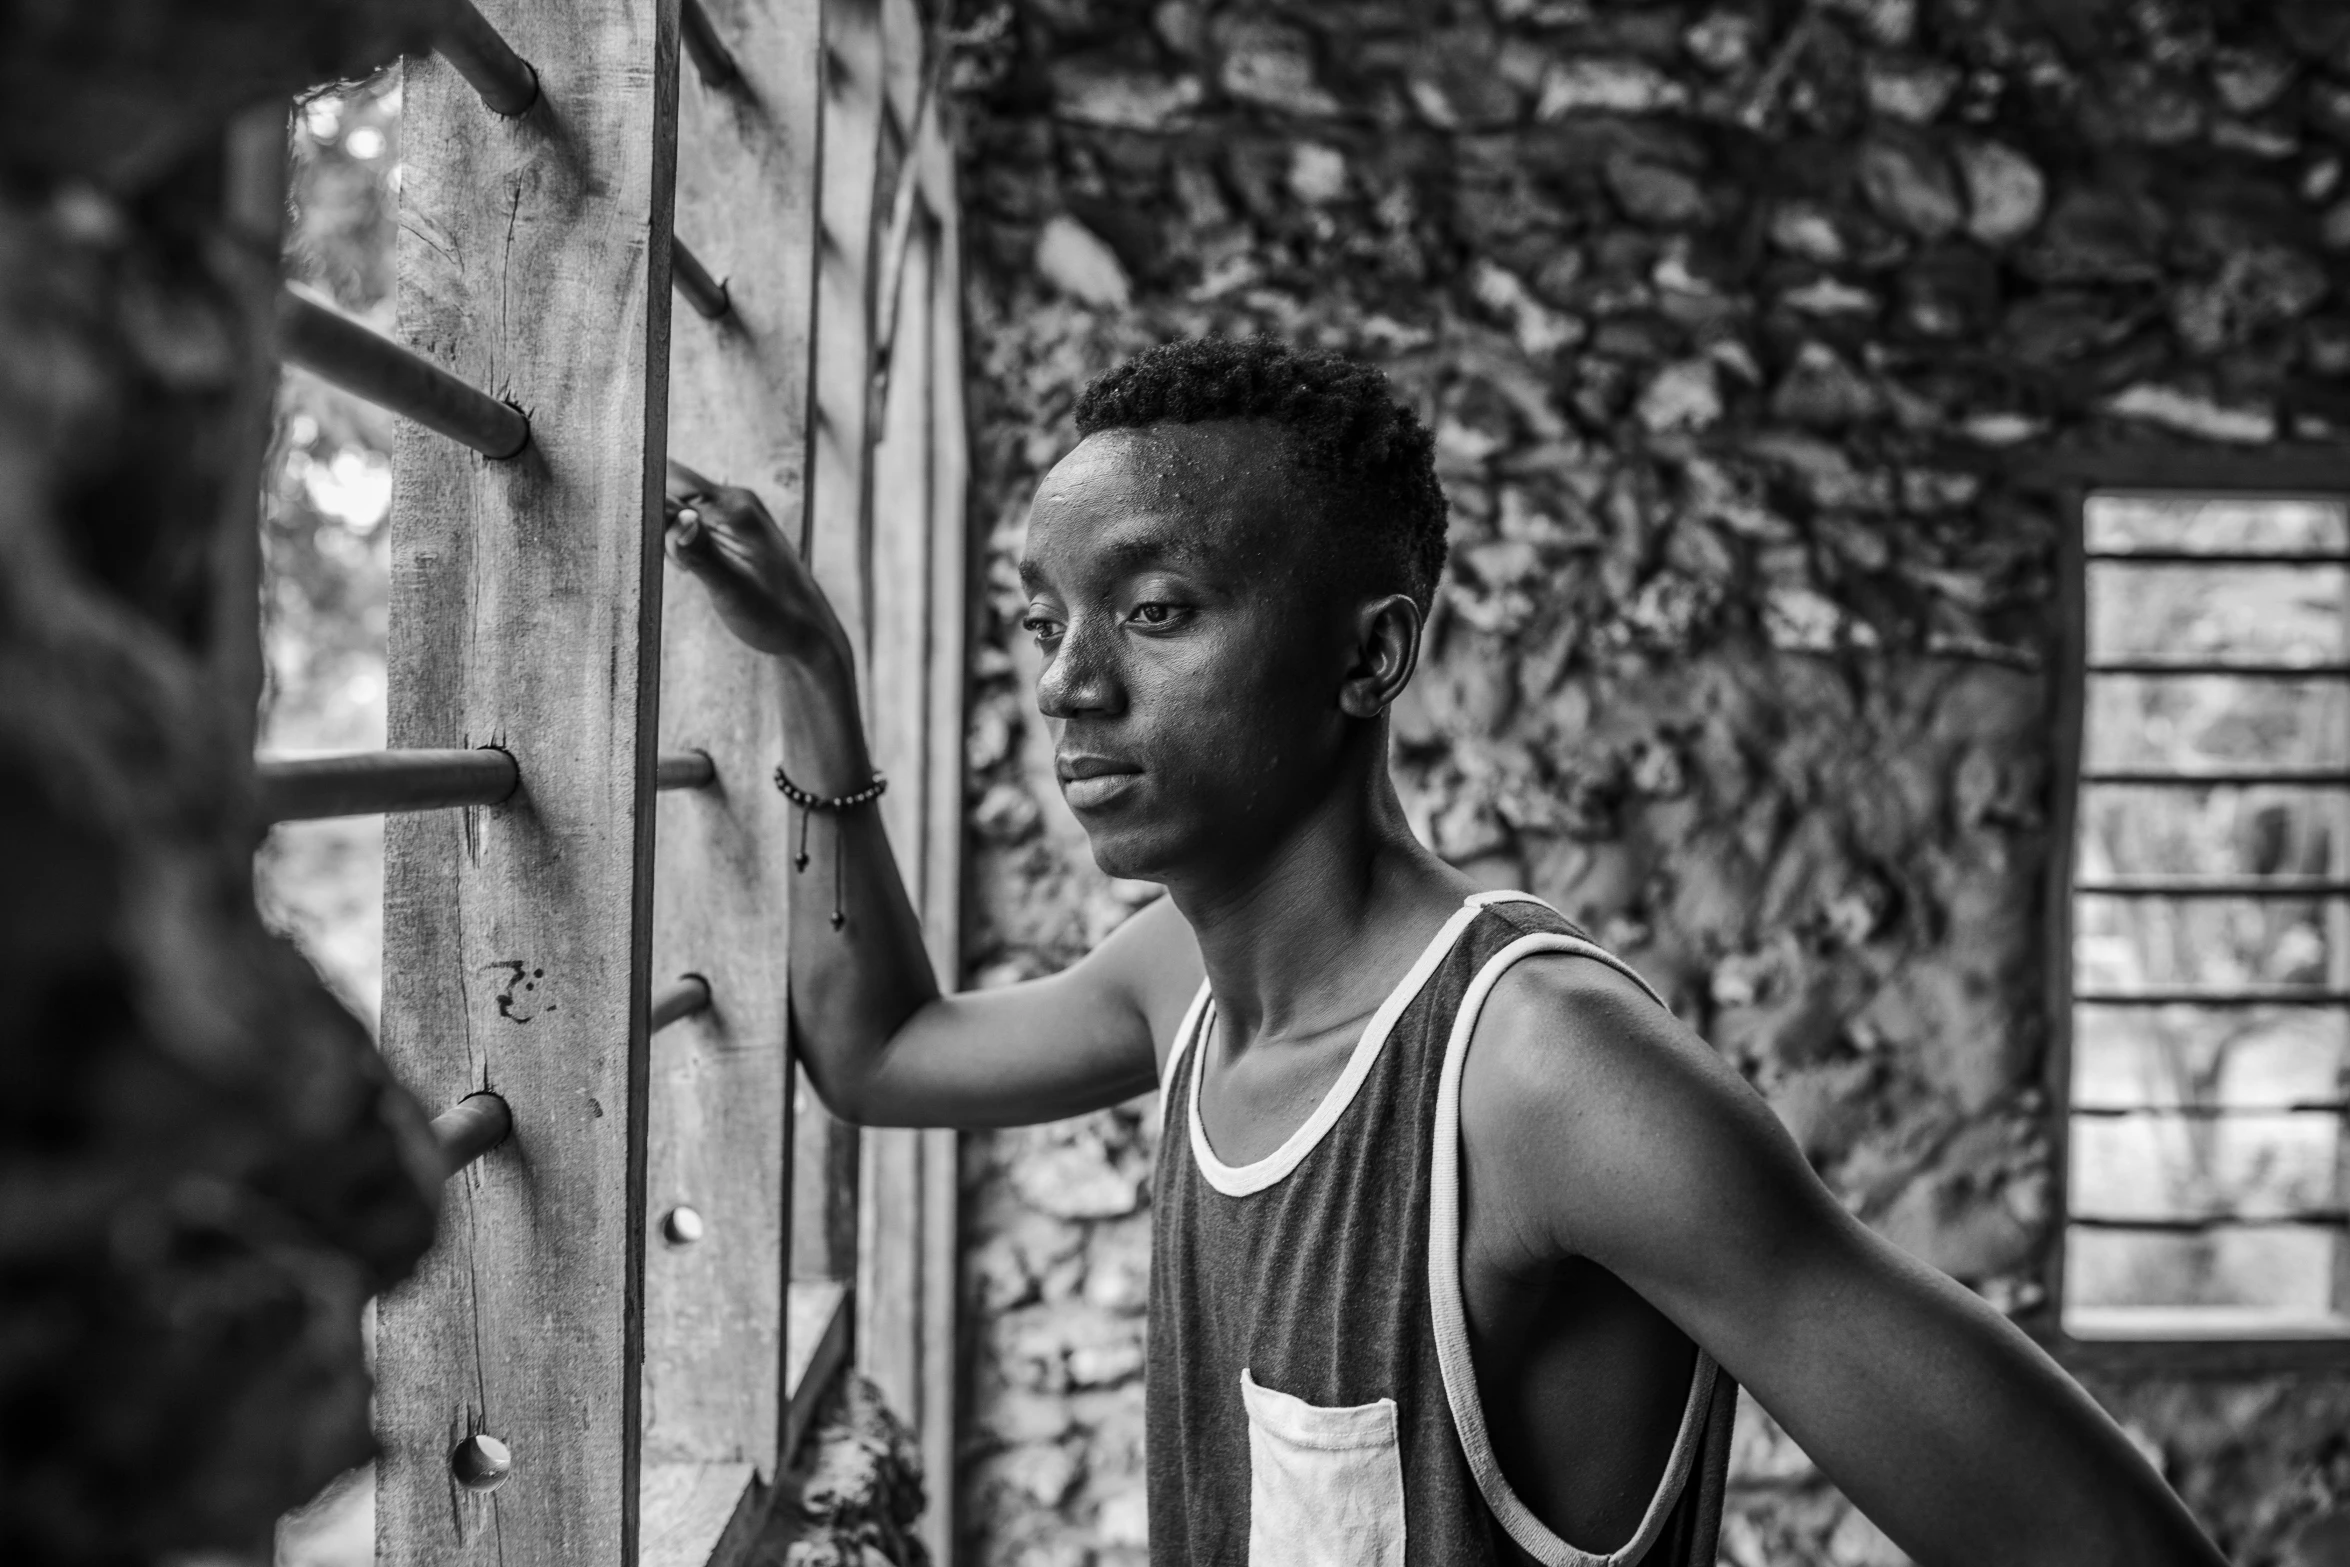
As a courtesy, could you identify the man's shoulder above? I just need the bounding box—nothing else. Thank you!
[1457,945,1747,1211]
[1463,942,1682,1099]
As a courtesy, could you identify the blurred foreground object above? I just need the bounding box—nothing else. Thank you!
[0,1,449,1560]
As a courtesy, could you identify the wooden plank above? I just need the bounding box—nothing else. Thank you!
[2039,482,2085,1363]
[784,1279,854,1466]
[806,0,882,662]
[859,85,968,1553]
[2015,444,2350,494]
[638,1463,762,1567]
[374,2,680,1565]
[792,0,888,1290]
[215,102,289,756]
[646,0,823,1551]
[859,207,934,1426]
[916,128,968,1567]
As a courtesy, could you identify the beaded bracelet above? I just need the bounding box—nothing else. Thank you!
[773,765,887,929]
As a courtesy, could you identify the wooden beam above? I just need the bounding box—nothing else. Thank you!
[915,123,967,1567]
[783,1279,854,1466]
[645,3,823,1565]
[859,201,931,1436]
[794,0,887,1293]
[858,54,966,1557]
[2016,446,2350,494]
[374,4,681,1567]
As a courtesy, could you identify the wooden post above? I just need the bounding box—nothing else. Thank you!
[375,5,680,1567]
[642,0,824,1563]
[793,0,887,1292]
[858,13,968,1551]
[916,126,969,1566]
[213,102,290,757]
[859,206,932,1424]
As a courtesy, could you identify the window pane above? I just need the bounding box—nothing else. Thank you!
[2065,1226,2346,1330]
[2071,1003,2350,1109]
[2086,493,2349,555]
[2070,494,2350,1340]
[2082,670,2349,775]
[2077,782,2348,881]
[2070,1110,2342,1221]
[2088,562,2347,668]
[2074,895,2347,993]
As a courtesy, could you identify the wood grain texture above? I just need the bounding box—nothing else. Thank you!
[792,0,888,1290]
[917,128,968,1565]
[783,1279,854,1466]
[375,1,680,1563]
[858,79,969,1559]
[638,1462,762,1567]
[645,0,822,1558]
[859,210,932,1433]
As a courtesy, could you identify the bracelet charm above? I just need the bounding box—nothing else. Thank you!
[772,765,886,929]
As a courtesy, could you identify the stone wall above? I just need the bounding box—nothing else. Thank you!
[0,3,447,1563]
[946,0,2350,1563]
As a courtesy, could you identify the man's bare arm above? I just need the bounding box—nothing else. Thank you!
[667,484,1200,1128]
[1462,957,2228,1567]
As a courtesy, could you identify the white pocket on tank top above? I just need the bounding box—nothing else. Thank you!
[1240,1368,1407,1567]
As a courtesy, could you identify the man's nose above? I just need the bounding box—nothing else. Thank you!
[1035,619,1124,720]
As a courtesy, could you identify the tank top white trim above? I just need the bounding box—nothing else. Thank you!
[1155,890,1716,1561]
[1428,891,1718,1567]
[1164,898,1486,1199]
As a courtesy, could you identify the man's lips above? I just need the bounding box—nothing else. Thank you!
[1057,755,1142,810]
[1056,754,1140,783]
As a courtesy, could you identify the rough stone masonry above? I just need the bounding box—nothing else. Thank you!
[945,1,2350,1563]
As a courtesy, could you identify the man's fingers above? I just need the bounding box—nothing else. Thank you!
[664,503,718,574]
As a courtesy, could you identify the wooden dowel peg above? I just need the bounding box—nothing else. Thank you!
[651,975,713,1032]
[680,0,741,89]
[672,237,732,320]
[277,286,530,460]
[437,0,541,117]
[255,746,519,823]
[657,751,716,791]
[431,1093,514,1178]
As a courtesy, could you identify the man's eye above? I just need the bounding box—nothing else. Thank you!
[1021,615,1061,641]
[1132,602,1173,626]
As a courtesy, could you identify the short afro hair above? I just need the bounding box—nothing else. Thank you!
[1072,337,1448,611]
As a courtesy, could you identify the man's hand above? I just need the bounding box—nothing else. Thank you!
[665,483,847,662]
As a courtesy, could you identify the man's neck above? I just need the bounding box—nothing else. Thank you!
[1163,763,1473,1053]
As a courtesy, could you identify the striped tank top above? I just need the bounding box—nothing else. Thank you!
[1145,891,1737,1566]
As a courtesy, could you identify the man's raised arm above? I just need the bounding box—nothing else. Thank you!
[664,482,1195,1129]
[1464,956,2231,1567]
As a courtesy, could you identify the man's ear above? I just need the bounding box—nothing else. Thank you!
[1338,593,1423,719]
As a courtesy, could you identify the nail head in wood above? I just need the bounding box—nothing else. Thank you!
[662,1205,705,1245]
[450,1434,513,1492]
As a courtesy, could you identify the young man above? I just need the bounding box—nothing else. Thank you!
[668,337,2227,1566]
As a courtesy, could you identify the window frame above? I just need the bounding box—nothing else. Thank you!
[2036,444,2350,1376]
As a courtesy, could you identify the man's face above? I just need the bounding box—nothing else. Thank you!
[1018,420,1357,882]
